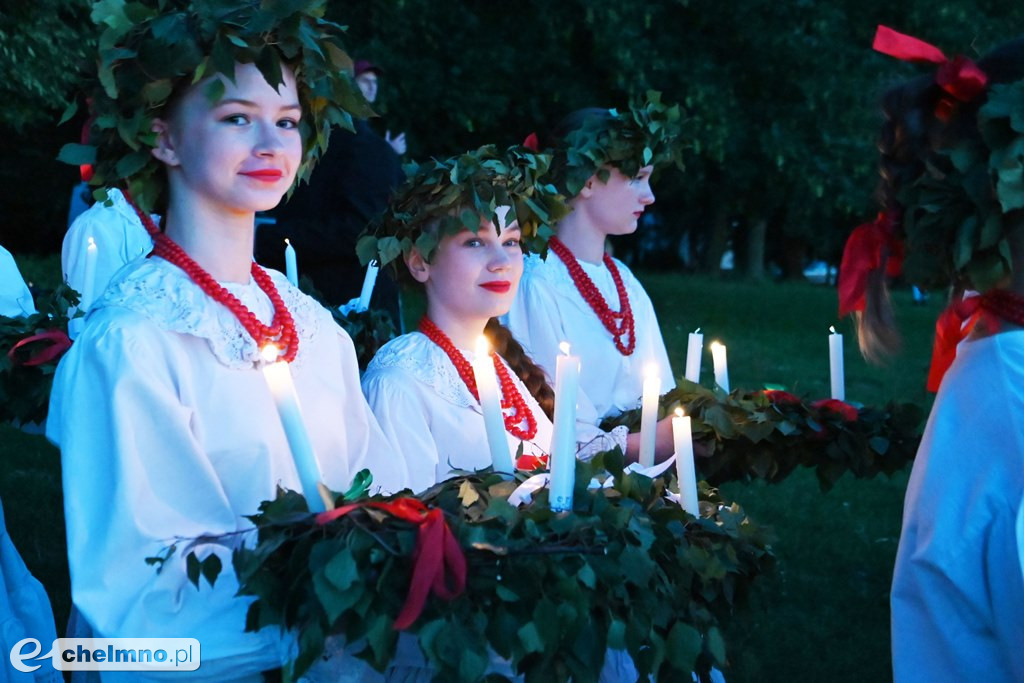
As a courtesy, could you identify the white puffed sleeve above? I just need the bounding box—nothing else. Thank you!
[361,365,438,494]
[47,311,292,681]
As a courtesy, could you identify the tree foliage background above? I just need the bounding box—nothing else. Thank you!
[2,0,1022,276]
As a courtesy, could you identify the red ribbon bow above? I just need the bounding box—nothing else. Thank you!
[316,497,467,630]
[837,212,905,317]
[872,26,988,121]
[926,294,985,392]
[7,330,73,367]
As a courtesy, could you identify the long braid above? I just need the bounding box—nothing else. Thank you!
[484,318,555,421]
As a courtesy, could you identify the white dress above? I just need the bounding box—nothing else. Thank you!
[363,332,628,494]
[504,252,674,421]
[61,188,155,309]
[0,245,35,317]
[890,330,1024,682]
[46,257,406,682]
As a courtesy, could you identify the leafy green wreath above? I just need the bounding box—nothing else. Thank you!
[549,91,688,197]
[601,379,923,491]
[172,451,773,682]
[58,0,371,213]
[357,145,569,271]
[899,81,1024,292]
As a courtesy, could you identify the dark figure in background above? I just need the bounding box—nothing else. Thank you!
[256,60,405,327]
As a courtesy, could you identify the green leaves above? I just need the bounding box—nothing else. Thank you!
[362,145,568,269]
[190,455,773,681]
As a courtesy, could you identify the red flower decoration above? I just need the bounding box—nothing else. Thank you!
[762,389,801,406]
[516,453,549,471]
[812,398,858,422]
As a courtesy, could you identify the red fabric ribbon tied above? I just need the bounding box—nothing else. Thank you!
[872,26,988,121]
[522,132,540,152]
[837,212,904,317]
[516,453,548,471]
[7,330,73,367]
[926,295,984,392]
[315,497,467,630]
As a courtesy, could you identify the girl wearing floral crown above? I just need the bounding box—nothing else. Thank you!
[360,146,645,494]
[860,26,1024,681]
[505,95,684,451]
[46,2,404,679]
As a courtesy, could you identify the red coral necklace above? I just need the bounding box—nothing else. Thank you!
[419,317,538,441]
[548,237,635,355]
[124,192,298,362]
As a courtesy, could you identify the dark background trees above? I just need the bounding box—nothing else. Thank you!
[3,0,1022,278]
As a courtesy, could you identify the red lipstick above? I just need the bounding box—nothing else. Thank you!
[240,169,284,182]
[479,281,512,293]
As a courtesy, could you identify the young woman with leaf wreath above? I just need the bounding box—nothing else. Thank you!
[505,95,684,457]
[856,26,1024,681]
[358,145,640,495]
[45,2,405,679]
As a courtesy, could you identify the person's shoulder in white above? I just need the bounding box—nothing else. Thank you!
[0,244,36,317]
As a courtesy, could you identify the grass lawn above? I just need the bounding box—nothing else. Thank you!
[2,253,939,682]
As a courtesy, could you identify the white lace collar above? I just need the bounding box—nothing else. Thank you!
[95,257,323,370]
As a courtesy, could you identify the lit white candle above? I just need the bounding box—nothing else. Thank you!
[260,345,331,513]
[684,327,703,383]
[673,408,699,516]
[639,363,660,468]
[829,326,845,401]
[549,342,580,511]
[472,336,514,473]
[356,260,379,312]
[710,341,729,393]
[284,238,298,287]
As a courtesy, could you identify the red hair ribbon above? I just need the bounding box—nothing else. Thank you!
[7,329,73,367]
[926,294,985,392]
[79,115,96,183]
[837,212,904,317]
[522,132,540,152]
[872,26,988,121]
[316,497,467,630]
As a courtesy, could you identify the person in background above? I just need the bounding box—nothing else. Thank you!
[504,95,685,428]
[0,244,36,317]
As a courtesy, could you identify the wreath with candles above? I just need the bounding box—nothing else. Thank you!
[0,286,78,425]
[546,91,689,197]
[163,451,773,682]
[600,380,923,490]
[56,0,371,213]
[356,145,570,270]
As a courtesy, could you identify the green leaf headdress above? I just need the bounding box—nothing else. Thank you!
[548,91,687,198]
[59,0,371,212]
[894,81,1024,292]
[357,145,569,271]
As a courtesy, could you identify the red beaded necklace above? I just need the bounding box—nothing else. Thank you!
[418,317,538,441]
[548,237,636,355]
[124,192,299,362]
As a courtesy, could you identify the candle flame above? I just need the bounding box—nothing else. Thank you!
[285,238,291,246]
[260,343,281,363]
[644,363,658,379]
[476,335,490,358]
[675,407,685,418]
[710,341,723,351]
[87,236,96,248]
[829,325,836,334]
[559,341,571,355]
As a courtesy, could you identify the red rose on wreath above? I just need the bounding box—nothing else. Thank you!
[762,389,801,406]
[812,398,859,422]
[516,453,549,471]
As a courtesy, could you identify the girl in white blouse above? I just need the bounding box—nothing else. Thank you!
[46,7,402,681]
[505,102,684,449]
